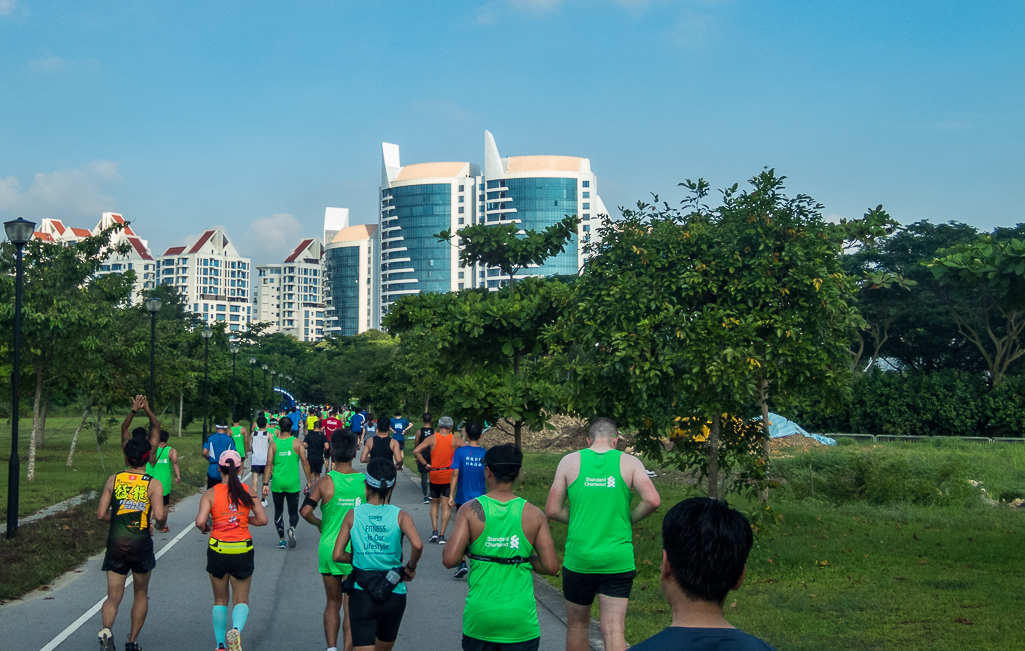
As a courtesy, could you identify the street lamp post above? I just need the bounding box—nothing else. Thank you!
[261,364,268,409]
[248,357,256,422]
[229,339,240,418]
[144,297,163,407]
[270,370,277,410]
[201,327,213,444]
[5,216,36,539]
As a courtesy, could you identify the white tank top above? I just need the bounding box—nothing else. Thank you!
[251,429,269,465]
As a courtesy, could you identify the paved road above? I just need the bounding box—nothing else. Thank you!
[0,458,583,651]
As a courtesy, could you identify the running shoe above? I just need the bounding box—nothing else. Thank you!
[287,527,297,549]
[124,642,141,651]
[158,524,170,534]
[261,498,267,507]
[226,627,243,651]
[453,563,468,579]
[277,539,288,549]
[438,535,446,545]
[422,497,430,504]
[98,628,115,651]
[429,530,439,543]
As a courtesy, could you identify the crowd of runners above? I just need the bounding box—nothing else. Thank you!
[95,396,776,651]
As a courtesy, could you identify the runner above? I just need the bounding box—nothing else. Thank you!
[145,430,179,533]
[229,415,250,473]
[364,413,377,442]
[96,437,167,651]
[305,419,329,485]
[390,412,411,453]
[443,443,560,650]
[307,409,320,435]
[360,416,403,470]
[413,415,464,545]
[412,413,434,505]
[301,431,365,651]
[447,422,487,578]
[204,422,238,490]
[349,408,366,441]
[322,409,344,438]
[263,416,311,549]
[332,459,423,651]
[120,394,161,453]
[195,450,269,651]
[545,417,662,651]
[250,417,270,506]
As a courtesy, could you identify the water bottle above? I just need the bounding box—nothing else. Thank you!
[385,569,402,586]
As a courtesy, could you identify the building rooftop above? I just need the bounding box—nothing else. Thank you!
[163,246,186,256]
[505,155,583,173]
[284,238,317,263]
[395,162,470,181]
[330,224,378,243]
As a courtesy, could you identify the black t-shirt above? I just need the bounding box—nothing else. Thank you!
[415,427,434,472]
[631,627,777,651]
[305,431,328,461]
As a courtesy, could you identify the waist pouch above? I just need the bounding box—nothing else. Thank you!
[467,552,530,565]
[209,538,253,555]
[345,566,405,602]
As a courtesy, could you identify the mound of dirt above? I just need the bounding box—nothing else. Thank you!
[769,434,827,455]
[479,415,592,453]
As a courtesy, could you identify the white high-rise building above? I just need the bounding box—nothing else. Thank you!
[324,213,379,336]
[481,130,606,288]
[379,142,482,319]
[158,229,253,331]
[254,238,326,342]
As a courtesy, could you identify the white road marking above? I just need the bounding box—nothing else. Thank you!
[37,474,250,651]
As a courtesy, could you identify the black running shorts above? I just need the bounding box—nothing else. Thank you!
[162,494,170,507]
[429,482,450,499]
[349,588,406,646]
[308,458,324,474]
[250,465,266,475]
[462,635,540,651]
[102,539,156,576]
[561,567,636,605]
[207,476,221,489]
[206,547,255,580]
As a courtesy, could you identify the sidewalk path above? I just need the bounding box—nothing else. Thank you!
[0,457,592,650]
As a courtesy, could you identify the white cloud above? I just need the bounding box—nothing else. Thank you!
[0,0,16,16]
[0,160,122,223]
[27,55,65,72]
[240,213,306,264]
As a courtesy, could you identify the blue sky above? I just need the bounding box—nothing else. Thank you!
[1,1,1022,264]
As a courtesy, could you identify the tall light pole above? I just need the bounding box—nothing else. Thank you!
[261,364,268,410]
[248,357,256,423]
[229,339,239,418]
[5,216,36,539]
[270,370,277,410]
[201,326,213,443]
[144,297,162,407]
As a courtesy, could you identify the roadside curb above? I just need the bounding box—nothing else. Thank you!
[0,491,97,535]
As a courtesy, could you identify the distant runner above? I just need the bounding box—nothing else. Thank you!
[360,417,403,470]
[447,422,487,578]
[412,413,434,504]
[250,417,270,506]
[301,431,365,651]
[443,443,560,650]
[305,419,329,485]
[145,430,179,533]
[263,416,311,549]
[204,422,238,490]
[414,416,464,545]
[195,450,268,651]
[229,415,250,472]
[96,436,167,651]
[333,459,423,651]
[545,417,662,651]
[390,412,411,452]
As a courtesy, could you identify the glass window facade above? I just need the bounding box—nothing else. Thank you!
[381,183,453,303]
[325,244,361,336]
[497,177,579,278]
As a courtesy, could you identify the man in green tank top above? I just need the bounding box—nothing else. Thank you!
[444,443,560,651]
[145,430,179,532]
[263,416,311,550]
[230,415,250,467]
[301,431,365,651]
[546,417,662,651]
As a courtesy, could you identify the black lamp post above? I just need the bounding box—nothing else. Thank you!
[201,326,213,443]
[5,216,36,539]
[229,339,239,418]
[144,297,162,407]
[270,370,277,409]
[248,357,256,422]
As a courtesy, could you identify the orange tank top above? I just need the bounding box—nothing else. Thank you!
[430,433,455,484]
[211,484,252,543]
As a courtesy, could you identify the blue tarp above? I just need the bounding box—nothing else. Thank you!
[761,413,836,446]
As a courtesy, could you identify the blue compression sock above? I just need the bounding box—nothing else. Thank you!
[212,605,228,645]
[231,603,249,632]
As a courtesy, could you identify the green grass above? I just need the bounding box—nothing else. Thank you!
[505,446,1025,651]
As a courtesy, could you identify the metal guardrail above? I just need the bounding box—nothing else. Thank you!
[827,433,1024,444]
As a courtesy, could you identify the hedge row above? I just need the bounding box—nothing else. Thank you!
[789,370,1025,438]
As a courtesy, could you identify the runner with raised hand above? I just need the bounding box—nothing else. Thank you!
[301,431,365,651]
[332,459,423,651]
[443,443,560,650]
[195,450,268,651]
[96,437,167,651]
[120,394,161,453]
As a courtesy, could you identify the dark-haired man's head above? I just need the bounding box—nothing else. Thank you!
[394,412,402,418]
[159,430,170,443]
[330,431,358,463]
[278,416,293,433]
[232,414,241,424]
[423,412,432,424]
[465,422,484,441]
[124,437,152,468]
[377,416,391,434]
[588,417,618,443]
[484,443,522,485]
[131,426,148,440]
[661,498,753,606]
[257,416,267,428]
[365,458,397,498]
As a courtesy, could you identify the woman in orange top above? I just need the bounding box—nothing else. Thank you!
[196,450,268,651]
[413,416,464,545]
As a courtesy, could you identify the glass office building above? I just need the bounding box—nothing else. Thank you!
[323,219,379,336]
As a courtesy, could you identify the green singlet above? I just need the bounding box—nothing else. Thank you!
[271,435,301,493]
[145,446,173,497]
[563,449,634,574]
[464,496,537,643]
[318,470,365,576]
[230,426,246,457]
